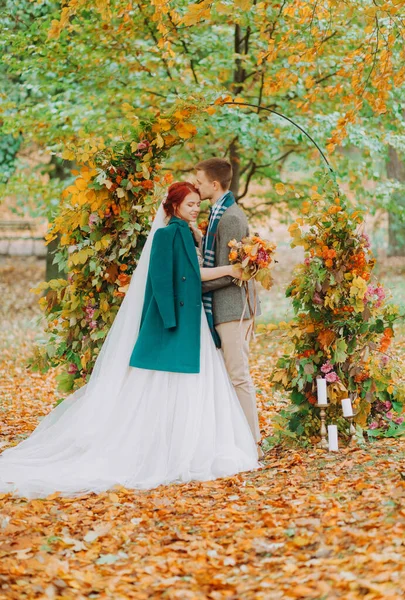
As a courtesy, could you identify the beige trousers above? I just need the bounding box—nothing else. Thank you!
[216,318,261,443]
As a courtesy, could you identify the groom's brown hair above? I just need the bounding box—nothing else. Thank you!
[195,158,232,191]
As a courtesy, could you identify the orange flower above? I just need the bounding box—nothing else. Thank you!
[379,337,391,352]
[354,371,369,383]
[198,220,209,235]
[251,235,266,248]
[142,180,154,190]
[305,391,317,405]
[325,259,333,268]
[379,328,394,352]
[117,273,130,286]
[229,250,238,261]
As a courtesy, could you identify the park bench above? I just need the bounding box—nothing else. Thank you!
[0,220,46,257]
[0,220,36,234]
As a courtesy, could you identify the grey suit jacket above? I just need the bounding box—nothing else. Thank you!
[202,203,261,325]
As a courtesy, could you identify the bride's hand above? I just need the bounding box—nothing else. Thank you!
[189,223,203,244]
[227,265,244,279]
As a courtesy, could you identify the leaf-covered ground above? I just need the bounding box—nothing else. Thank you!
[1,257,405,600]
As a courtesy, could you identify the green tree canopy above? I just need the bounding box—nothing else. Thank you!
[1,0,405,216]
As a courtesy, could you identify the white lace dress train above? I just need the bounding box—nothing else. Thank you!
[0,311,259,499]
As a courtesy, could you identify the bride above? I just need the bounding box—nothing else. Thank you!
[0,181,259,499]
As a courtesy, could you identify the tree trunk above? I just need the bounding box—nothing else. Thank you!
[386,145,405,257]
[229,24,250,199]
[229,139,240,197]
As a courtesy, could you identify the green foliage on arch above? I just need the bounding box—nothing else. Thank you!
[267,174,405,441]
[32,101,206,392]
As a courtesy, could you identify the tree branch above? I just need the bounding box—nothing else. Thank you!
[166,12,200,85]
[237,160,257,200]
[136,3,178,92]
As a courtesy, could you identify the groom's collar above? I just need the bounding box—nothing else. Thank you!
[211,190,229,210]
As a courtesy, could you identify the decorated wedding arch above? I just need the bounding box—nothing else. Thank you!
[34,96,405,442]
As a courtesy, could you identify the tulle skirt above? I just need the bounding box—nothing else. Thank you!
[0,311,259,499]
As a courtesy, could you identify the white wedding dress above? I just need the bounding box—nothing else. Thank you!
[0,202,259,499]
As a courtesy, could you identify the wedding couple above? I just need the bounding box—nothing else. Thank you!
[0,158,263,499]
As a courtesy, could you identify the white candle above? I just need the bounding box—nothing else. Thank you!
[341,398,353,417]
[316,378,328,406]
[328,425,338,452]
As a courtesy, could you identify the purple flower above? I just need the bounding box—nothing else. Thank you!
[304,257,310,266]
[362,233,371,248]
[325,371,339,383]
[313,292,323,305]
[68,363,78,374]
[137,140,150,151]
[386,411,393,420]
[321,361,333,374]
[89,320,98,329]
[384,401,392,410]
[395,416,404,425]
[369,421,379,430]
[381,355,389,367]
[85,307,95,319]
[365,284,386,308]
[89,213,99,228]
[257,248,269,262]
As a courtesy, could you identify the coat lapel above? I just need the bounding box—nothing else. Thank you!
[169,217,200,278]
[178,225,200,278]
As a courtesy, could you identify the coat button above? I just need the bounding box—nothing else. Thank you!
[182,276,186,281]
[180,301,184,306]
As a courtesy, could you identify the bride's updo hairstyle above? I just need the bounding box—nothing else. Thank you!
[164,182,200,217]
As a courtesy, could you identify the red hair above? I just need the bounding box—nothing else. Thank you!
[164,182,200,217]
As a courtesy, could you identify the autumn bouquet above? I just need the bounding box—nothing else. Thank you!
[197,220,209,236]
[228,235,276,290]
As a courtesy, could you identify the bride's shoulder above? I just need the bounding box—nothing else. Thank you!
[153,225,176,245]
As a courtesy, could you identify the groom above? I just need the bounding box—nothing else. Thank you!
[195,158,263,459]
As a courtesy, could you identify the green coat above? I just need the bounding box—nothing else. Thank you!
[129,216,202,373]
